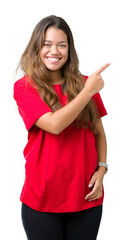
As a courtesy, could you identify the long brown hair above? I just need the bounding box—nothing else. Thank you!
[17,15,99,133]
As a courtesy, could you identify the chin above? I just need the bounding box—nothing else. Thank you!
[48,68,61,72]
[46,64,63,71]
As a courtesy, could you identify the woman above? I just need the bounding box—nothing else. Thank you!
[13,15,110,240]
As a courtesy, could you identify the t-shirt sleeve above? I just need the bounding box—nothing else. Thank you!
[92,92,107,118]
[84,75,107,118]
[13,77,53,131]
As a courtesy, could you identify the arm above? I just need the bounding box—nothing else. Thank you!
[95,118,107,174]
[85,118,107,201]
[35,87,93,134]
[35,63,110,134]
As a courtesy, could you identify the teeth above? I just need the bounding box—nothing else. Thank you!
[47,57,60,62]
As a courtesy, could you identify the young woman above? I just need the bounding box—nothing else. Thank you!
[14,15,110,240]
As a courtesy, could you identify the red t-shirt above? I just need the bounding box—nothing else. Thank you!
[13,75,107,213]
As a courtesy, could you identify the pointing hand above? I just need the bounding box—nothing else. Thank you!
[84,62,111,96]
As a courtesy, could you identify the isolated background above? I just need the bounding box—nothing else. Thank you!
[1,0,124,239]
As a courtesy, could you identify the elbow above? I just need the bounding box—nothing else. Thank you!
[49,112,64,135]
[52,125,61,135]
[52,122,62,135]
[53,130,60,135]
[34,112,62,135]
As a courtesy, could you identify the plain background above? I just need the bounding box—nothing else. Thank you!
[0,0,124,239]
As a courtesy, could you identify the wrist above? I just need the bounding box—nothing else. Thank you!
[97,162,108,176]
[97,166,106,176]
[98,162,108,173]
[83,86,94,98]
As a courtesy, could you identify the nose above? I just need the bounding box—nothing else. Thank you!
[50,45,59,54]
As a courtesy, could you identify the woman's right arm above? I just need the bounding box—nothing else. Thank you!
[34,63,110,134]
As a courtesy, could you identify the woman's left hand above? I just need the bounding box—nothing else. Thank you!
[85,168,105,201]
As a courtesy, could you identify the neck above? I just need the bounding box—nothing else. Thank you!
[49,70,64,85]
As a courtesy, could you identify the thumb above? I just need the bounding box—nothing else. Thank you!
[88,174,96,188]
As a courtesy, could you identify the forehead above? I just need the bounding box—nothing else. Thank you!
[44,27,68,43]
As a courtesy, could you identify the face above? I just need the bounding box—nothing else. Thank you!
[39,27,69,72]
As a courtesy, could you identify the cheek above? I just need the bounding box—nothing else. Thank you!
[39,49,47,60]
[62,49,68,60]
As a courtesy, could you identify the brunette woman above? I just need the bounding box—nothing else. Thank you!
[14,15,110,240]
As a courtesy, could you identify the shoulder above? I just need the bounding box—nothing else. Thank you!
[13,76,27,100]
[13,75,39,102]
[14,75,31,93]
[14,74,38,91]
[14,75,26,88]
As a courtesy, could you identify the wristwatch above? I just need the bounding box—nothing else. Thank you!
[97,162,108,173]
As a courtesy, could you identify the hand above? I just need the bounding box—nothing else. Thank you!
[84,62,111,96]
[85,168,105,201]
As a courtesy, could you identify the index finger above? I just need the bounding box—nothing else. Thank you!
[95,62,111,74]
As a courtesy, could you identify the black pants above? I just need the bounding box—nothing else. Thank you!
[21,203,103,240]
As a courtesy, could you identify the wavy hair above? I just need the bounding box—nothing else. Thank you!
[17,15,99,133]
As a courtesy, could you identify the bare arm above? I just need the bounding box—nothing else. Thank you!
[35,87,93,134]
[95,118,107,174]
[85,118,107,201]
[35,63,110,134]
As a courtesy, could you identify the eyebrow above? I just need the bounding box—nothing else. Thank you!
[44,40,67,43]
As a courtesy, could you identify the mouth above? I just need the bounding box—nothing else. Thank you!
[46,56,62,64]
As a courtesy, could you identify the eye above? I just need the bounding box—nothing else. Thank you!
[58,44,66,48]
[43,43,51,47]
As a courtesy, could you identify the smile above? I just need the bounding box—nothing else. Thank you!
[46,57,61,63]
